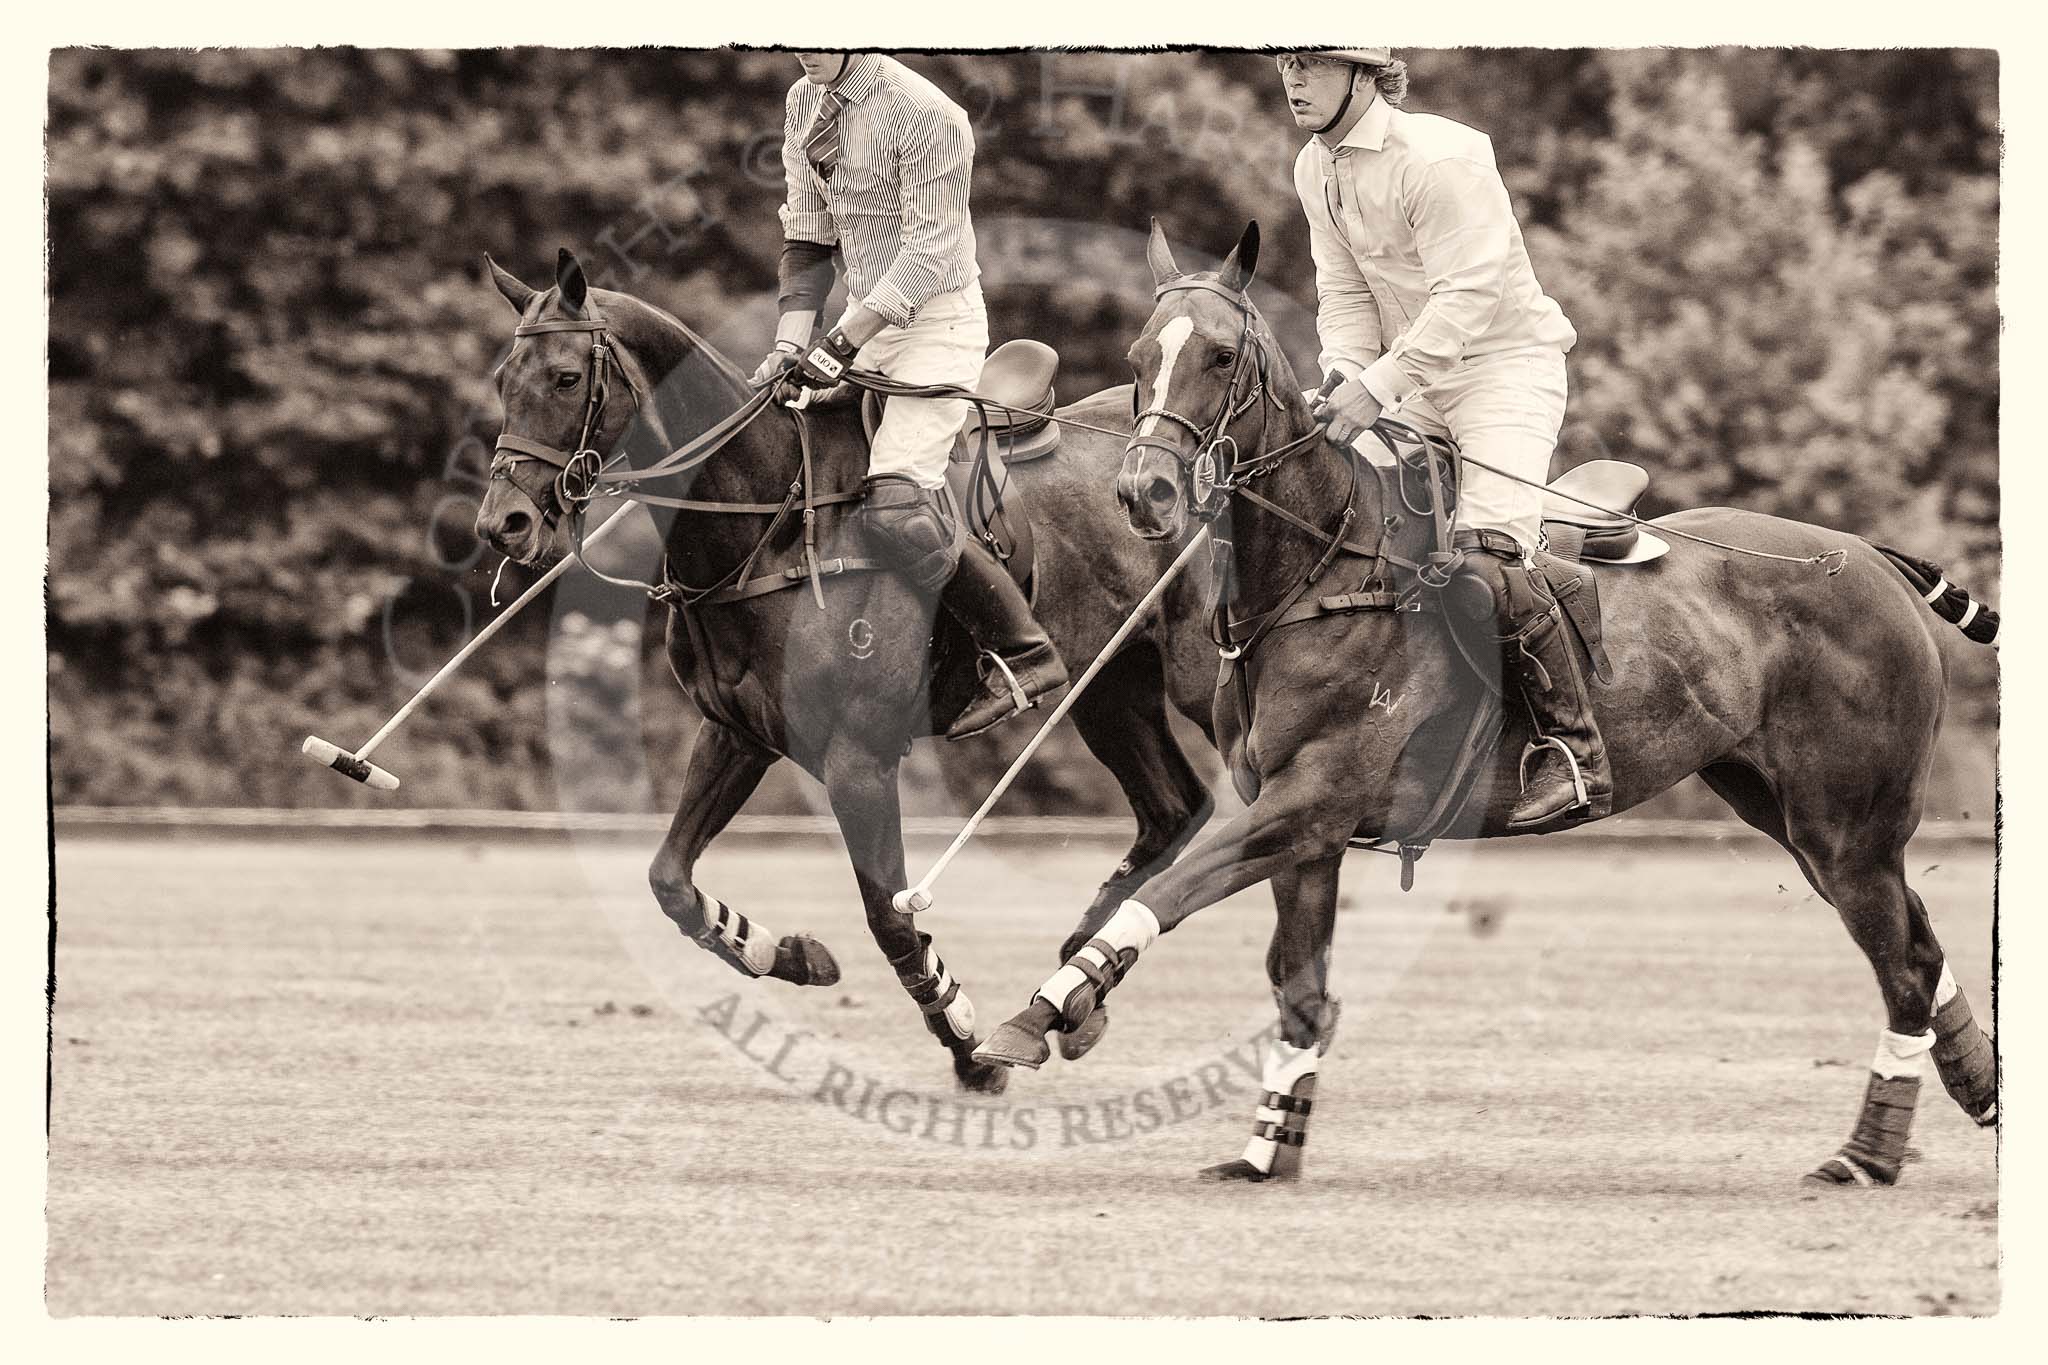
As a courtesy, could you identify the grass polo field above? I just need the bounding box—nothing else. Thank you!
[48,823,1997,1316]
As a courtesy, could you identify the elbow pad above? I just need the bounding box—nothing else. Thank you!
[778,239,837,314]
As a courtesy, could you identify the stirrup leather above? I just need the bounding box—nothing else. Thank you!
[1518,735,1590,810]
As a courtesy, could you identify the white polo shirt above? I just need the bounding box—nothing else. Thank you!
[1293,93,1576,408]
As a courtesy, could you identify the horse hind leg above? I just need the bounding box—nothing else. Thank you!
[650,721,840,987]
[1055,642,1218,1062]
[1798,847,1949,1188]
[1202,854,1343,1183]
[1702,762,1965,1185]
[1917,886,1998,1126]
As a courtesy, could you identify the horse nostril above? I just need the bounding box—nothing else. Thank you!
[1147,477,1177,510]
[500,509,533,544]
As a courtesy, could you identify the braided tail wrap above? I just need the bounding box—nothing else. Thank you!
[1873,543,1999,645]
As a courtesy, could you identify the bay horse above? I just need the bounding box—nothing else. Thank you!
[474,249,1227,1092]
[976,221,1999,1188]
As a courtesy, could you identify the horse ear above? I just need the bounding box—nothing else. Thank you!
[485,253,537,314]
[1145,217,1181,286]
[1218,221,1261,290]
[556,247,588,317]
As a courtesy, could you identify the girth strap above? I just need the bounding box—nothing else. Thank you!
[1221,588,1434,648]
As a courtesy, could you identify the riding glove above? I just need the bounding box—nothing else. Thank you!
[794,327,860,390]
[750,339,803,388]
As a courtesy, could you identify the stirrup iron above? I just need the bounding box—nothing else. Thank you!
[981,648,1033,716]
[1519,735,1590,810]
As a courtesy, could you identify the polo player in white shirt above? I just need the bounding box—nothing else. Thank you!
[759,51,1068,741]
[1280,49,1610,828]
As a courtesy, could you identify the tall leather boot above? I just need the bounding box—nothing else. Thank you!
[1450,530,1612,829]
[941,543,1068,740]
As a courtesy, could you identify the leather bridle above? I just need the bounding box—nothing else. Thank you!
[491,310,647,521]
[1126,276,1327,526]
[1126,276,1291,523]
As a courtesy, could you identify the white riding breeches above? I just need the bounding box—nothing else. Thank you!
[853,281,989,490]
[1379,345,1568,552]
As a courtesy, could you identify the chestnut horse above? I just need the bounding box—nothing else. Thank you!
[976,222,1999,1188]
[474,250,1228,1092]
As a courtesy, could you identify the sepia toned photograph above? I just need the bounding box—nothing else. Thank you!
[45,41,2001,1318]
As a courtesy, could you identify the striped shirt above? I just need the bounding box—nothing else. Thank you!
[779,53,979,329]
[1293,94,1575,408]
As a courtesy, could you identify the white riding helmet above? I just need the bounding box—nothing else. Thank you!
[1312,48,1393,66]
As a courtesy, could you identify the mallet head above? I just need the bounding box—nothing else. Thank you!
[302,736,400,791]
[890,887,933,916]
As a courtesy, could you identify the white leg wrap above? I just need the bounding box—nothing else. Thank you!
[918,942,976,1043]
[1035,901,1160,1017]
[1872,1026,1935,1081]
[1935,960,1960,1009]
[1239,1037,1321,1175]
[700,896,778,977]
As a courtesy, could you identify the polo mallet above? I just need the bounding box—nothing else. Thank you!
[302,506,636,791]
[892,524,1214,915]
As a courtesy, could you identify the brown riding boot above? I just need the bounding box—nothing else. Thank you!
[942,544,1068,740]
[1451,531,1612,829]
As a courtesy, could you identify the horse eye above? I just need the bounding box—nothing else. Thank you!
[556,371,581,390]
[1214,350,1237,368]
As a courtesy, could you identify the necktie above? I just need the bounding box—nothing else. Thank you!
[803,89,846,181]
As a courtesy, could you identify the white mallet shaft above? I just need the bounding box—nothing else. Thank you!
[893,524,1213,914]
[302,505,638,785]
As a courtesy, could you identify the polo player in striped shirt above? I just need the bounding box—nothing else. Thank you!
[759,51,1068,740]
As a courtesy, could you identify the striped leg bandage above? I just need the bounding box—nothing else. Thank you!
[694,896,779,978]
[1033,902,1160,1029]
[1239,1037,1322,1178]
[894,934,976,1048]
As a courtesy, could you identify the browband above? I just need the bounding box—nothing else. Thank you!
[1154,276,1253,311]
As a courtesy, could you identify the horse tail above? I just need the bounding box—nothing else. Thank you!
[1871,542,1999,645]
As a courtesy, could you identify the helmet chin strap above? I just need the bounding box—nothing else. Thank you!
[1313,71,1361,136]
[833,53,851,83]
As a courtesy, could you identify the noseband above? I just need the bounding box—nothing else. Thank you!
[491,309,645,517]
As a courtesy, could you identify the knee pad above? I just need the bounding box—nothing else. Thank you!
[862,475,960,592]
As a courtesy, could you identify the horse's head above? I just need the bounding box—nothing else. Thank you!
[476,248,645,566]
[1119,219,1276,542]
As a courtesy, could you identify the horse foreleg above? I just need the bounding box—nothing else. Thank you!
[649,720,840,986]
[821,738,1008,1095]
[1054,644,1218,1062]
[1201,854,1345,1183]
[976,767,1355,1070]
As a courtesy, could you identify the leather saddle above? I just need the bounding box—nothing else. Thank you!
[1321,396,1670,568]
[860,338,1064,596]
[1539,460,1670,565]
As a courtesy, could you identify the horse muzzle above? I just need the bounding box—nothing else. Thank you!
[1117,451,1184,541]
[476,495,549,566]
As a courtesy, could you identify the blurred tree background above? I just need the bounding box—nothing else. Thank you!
[47,48,1998,818]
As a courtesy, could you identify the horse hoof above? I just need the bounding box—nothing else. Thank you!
[771,934,841,987]
[1056,1006,1110,1061]
[1970,1101,1999,1129]
[1802,1154,1896,1189]
[953,1051,1012,1095]
[972,1020,1051,1071]
[1198,1159,1272,1183]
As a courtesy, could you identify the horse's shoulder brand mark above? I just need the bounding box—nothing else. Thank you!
[1369,681,1402,714]
[848,618,876,660]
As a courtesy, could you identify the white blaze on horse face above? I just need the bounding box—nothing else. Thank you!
[1138,315,1196,442]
